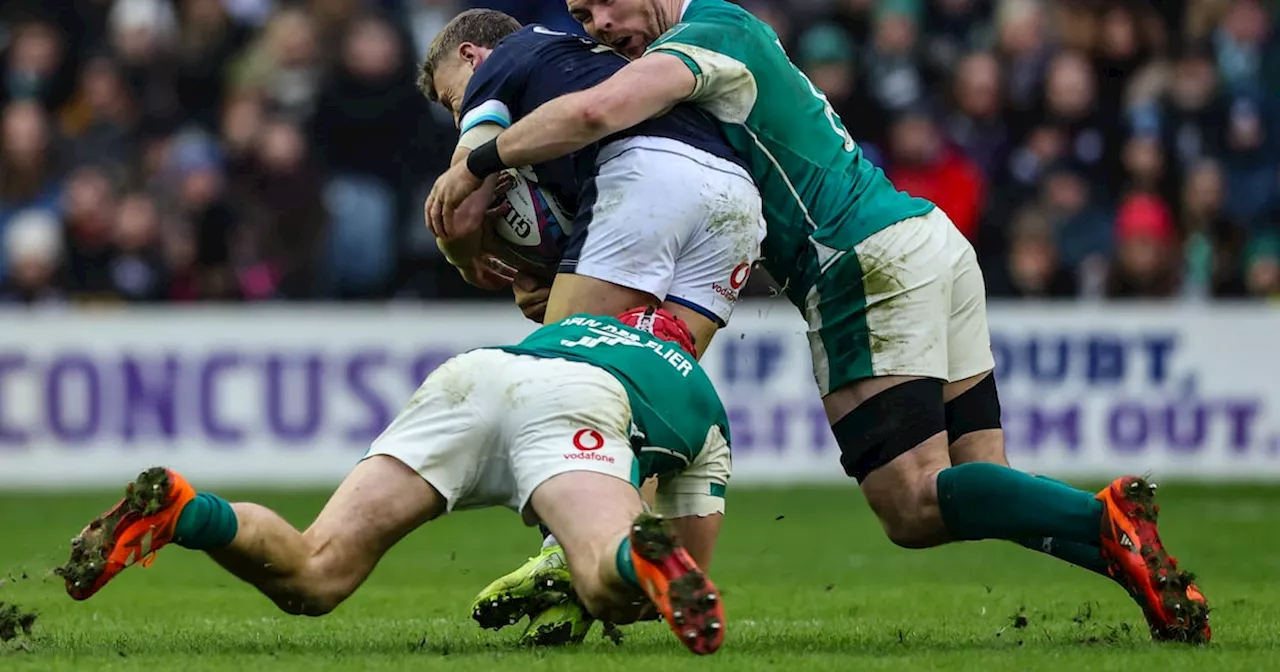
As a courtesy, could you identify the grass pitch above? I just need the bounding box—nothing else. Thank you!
[0,483,1276,671]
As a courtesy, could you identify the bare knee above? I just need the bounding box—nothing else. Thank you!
[867,467,946,549]
[826,377,952,549]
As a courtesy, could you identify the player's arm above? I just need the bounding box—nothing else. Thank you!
[487,53,696,169]
[432,137,518,290]
[428,53,697,234]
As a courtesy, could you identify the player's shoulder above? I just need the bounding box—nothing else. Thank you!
[652,0,775,53]
[498,24,585,51]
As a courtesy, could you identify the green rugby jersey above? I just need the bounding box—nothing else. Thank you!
[496,315,731,482]
[647,0,935,306]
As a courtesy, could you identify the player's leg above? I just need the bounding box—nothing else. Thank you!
[209,455,443,614]
[652,420,732,571]
[937,219,1210,641]
[57,457,443,611]
[811,214,1107,550]
[509,356,724,654]
[59,351,504,612]
[474,140,748,637]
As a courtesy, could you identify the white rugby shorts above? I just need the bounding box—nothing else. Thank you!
[364,350,636,524]
[559,136,767,326]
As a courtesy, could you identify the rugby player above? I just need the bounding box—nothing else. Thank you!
[426,0,1211,644]
[419,9,763,644]
[57,308,731,656]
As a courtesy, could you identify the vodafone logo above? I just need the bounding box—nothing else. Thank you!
[565,428,615,463]
[572,429,604,451]
[712,262,753,302]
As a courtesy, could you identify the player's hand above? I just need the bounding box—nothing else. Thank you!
[512,272,551,323]
[426,163,485,240]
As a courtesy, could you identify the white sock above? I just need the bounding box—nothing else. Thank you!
[542,533,560,551]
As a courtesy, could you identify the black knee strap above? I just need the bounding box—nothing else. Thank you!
[944,373,1002,444]
[831,379,946,483]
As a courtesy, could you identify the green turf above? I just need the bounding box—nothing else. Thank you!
[0,483,1274,670]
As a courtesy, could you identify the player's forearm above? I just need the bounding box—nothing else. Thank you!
[491,53,696,170]
[493,92,618,168]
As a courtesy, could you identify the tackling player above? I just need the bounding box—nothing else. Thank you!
[57,308,730,656]
[427,0,1211,644]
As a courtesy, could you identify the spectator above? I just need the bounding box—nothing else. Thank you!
[0,101,63,250]
[1107,193,1181,298]
[311,14,417,298]
[995,0,1051,117]
[1221,96,1278,223]
[164,128,240,301]
[797,24,867,141]
[1092,4,1163,123]
[1037,160,1113,275]
[61,55,138,172]
[1040,51,1113,186]
[174,0,252,133]
[863,5,928,117]
[61,163,120,300]
[1120,109,1173,202]
[1213,0,1277,96]
[922,0,993,80]
[228,7,322,121]
[1160,44,1228,172]
[986,205,1077,299]
[1244,230,1280,298]
[0,208,65,305]
[1001,121,1068,201]
[109,0,182,134]
[1180,158,1248,297]
[110,191,170,302]
[1,17,67,111]
[944,50,1008,176]
[887,106,986,241]
[240,116,327,299]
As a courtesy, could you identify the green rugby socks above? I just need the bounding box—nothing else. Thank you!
[936,463,1103,547]
[1013,475,1109,576]
[173,493,239,550]
[615,537,640,589]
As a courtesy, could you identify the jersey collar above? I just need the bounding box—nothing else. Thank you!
[680,0,692,20]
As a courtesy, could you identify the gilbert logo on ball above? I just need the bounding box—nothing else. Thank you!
[494,169,571,270]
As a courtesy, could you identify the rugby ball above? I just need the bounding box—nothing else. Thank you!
[493,168,572,272]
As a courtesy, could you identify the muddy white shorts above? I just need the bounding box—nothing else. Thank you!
[558,136,767,326]
[364,350,637,523]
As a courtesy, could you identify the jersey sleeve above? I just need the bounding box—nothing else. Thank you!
[458,48,530,135]
[645,20,763,124]
[653,424,731,519]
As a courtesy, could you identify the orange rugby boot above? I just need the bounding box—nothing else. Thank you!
[56,466,196,601]
[629,512,725,655]
[1096,476,1211,644]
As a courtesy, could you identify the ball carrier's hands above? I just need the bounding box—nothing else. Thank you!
[426,138,512,240]
[431,170,521,290]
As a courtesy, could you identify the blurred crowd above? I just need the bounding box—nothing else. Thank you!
[1,0,1279,306]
